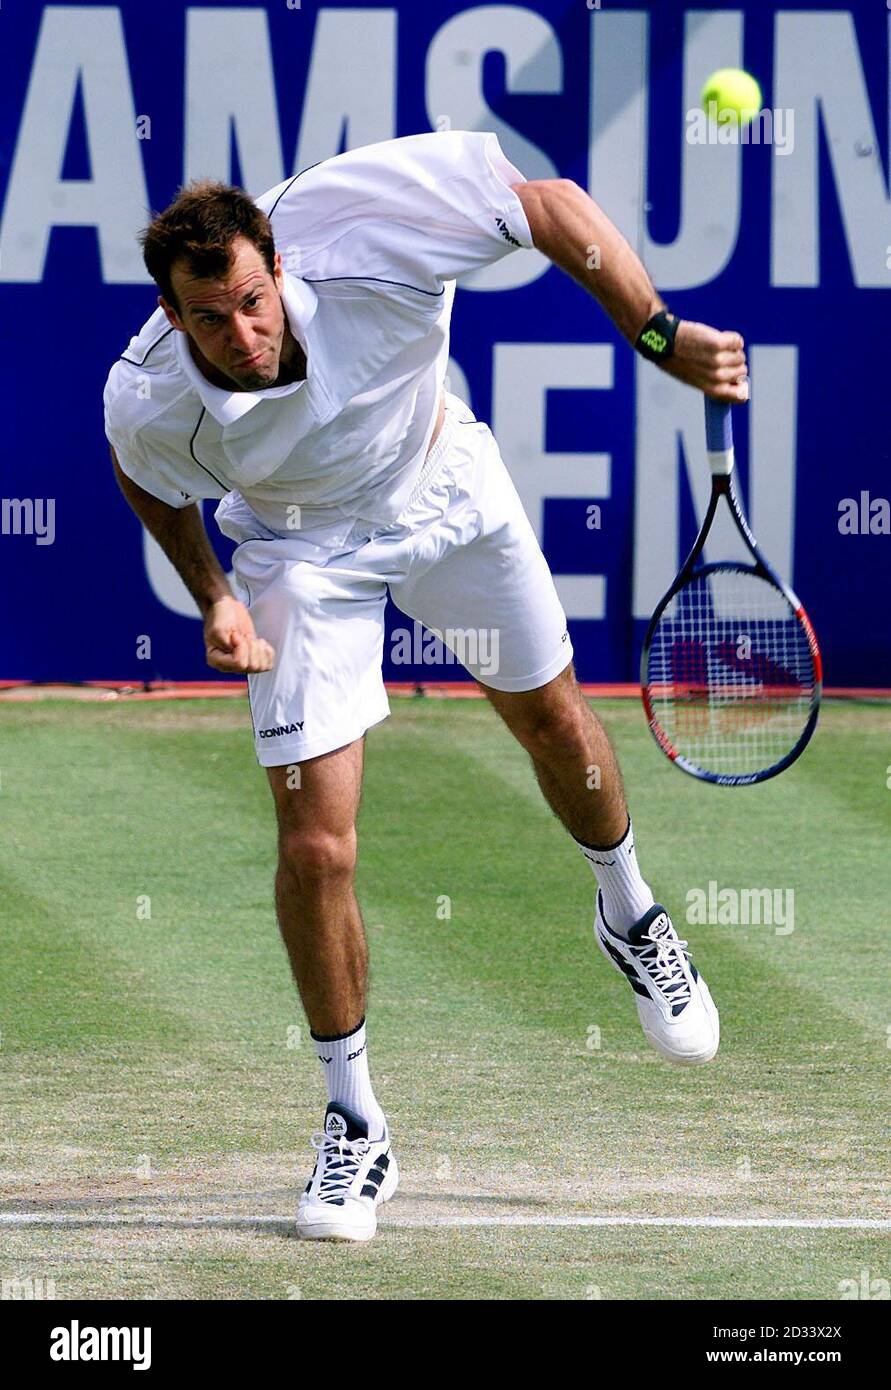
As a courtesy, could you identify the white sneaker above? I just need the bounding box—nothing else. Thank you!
[296,1102,399,1242]
[595,896,720,1064]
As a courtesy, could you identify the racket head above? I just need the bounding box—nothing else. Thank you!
[641,561,822,786]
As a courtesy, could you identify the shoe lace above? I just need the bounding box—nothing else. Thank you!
[310,1132,370,1203]
[631,925,693,1006]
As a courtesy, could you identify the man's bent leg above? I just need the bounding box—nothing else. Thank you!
[388,403,717,1061]
[485,663,719,1063]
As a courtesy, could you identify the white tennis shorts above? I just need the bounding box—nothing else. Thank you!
[216,394,573,767]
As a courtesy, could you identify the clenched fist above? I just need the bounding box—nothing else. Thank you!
[661,320,749,403]
[203,595,276,674]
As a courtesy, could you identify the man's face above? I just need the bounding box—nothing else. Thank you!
[162,236,287,391]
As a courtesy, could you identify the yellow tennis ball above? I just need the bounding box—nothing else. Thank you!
[701,68,763,127]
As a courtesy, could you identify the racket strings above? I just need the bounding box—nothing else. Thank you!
[646,569,817,777]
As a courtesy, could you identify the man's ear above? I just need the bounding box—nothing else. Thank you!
[272,251,284,290]
[159,295,185,331]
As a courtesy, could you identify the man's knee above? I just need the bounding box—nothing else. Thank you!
[498,679,589,755]
[515,706,587,757]
[278,827,358,887]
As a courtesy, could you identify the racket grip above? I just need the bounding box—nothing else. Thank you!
[704,399,735,475]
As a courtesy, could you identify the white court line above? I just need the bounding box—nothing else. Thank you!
[0,1213,888,1231]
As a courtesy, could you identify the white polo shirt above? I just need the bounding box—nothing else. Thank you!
[103,130,533,541]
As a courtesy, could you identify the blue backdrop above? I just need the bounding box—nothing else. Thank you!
[2,1,888,686]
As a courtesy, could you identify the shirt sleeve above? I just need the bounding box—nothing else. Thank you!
[257,130,534,293]
[104,369,196,510]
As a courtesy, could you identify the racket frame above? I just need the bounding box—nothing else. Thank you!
[640,409,822,786]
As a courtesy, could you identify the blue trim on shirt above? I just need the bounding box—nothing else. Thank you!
[188,408,228,491]
[303,274,444,299]
[121,325,174,366]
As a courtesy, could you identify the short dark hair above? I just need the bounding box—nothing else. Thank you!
[139,180,276,310]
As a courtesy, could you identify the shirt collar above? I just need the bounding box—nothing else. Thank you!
[175,271,319,427]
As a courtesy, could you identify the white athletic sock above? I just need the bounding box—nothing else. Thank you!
[576,819,655,935]
[311,1017,386,1140]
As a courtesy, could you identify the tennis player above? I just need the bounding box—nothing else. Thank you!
[104,131,749,1242]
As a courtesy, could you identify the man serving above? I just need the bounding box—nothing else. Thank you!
[104,131,749,1242]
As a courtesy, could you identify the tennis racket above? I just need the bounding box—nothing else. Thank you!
[641,398,822,785]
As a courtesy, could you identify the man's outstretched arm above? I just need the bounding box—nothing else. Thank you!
[512,178,749,404]
[110,446,275,674]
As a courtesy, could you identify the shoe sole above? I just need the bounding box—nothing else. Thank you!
[296,1156,400,1242]
[594,919,720,1065]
